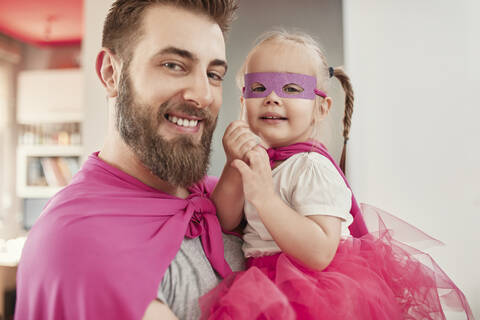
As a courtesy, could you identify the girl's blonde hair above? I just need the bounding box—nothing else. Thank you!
[237,29,354,173]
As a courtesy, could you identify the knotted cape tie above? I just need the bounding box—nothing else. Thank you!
[185,190,232,278]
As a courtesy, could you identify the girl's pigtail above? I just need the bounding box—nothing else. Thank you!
[332,67,354,174]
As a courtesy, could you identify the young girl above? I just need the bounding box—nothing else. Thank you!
[201,30,474,319]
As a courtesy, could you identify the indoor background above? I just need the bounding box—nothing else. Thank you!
[0,0,478,319]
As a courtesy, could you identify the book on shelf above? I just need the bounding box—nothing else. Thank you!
[34,157,80,188]
[18,123,82,146]
[56,158,73,183]
[26,158,47,186]
[40,158,65,187]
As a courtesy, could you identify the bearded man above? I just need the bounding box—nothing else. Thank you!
[15,1,243,319]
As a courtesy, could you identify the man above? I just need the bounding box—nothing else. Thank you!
[15,1,242,319]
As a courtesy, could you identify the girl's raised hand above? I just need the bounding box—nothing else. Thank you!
[231,146,275,207]
[223,120,260,164]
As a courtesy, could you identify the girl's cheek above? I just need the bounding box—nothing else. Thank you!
[245,108,256,126]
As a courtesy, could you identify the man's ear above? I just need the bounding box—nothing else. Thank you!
[96,48,121,98]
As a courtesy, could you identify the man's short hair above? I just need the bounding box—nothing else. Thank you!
[102,0,239,60]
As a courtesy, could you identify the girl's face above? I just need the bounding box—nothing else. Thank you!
[243,41,320,148]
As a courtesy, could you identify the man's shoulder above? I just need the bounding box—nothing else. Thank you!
[203,175,219,186]
[198,175,219,194]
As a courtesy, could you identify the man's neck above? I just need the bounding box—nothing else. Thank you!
[99,132,189,199]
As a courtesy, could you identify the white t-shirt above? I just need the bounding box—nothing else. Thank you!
[242,152,353,258]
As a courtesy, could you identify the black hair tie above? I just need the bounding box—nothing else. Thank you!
[328,67,334,78]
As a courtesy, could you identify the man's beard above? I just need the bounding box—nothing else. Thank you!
[115,67,217,188]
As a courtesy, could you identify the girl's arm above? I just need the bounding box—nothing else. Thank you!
[232,147,342,271]
[211,120,259,231]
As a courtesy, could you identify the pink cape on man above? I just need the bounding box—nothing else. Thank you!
[15,152,232,320]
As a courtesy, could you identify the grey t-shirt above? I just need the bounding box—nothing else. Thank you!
[157,233,244,320]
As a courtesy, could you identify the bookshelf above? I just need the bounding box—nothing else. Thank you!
[16,144,82,198]
[15,68,83,217]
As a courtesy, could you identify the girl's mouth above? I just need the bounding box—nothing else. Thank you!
[260,116,287,120]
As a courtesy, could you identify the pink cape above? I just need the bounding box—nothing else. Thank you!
[200,141,474,320]
[267,141,368,238]
[15,152,232,320]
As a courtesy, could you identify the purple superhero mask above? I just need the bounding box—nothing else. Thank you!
[243,72,327,100]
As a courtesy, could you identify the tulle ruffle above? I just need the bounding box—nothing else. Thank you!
[199,204,474,320]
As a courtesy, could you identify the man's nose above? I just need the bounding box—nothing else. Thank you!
[182,72,213,109]
[264,91,281,106]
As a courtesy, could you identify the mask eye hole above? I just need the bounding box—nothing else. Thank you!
[282,83,304,94]
[251,82,266,92]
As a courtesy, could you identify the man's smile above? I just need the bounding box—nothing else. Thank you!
[166,113,201,128]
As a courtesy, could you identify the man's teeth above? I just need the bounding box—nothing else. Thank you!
[167,115,199,127]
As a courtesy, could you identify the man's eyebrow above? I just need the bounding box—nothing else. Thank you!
[211,59,228,74]
[156,46,195,60]
[155,46,228,73]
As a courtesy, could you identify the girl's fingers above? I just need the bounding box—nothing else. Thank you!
[224,120,249,140]
[231,128,256,146]
[246,146,270,168]
[231,159,252,181]
[237,136,259,157]
[224,126,259,160]
[233,129,255,145]
[223,126,252,148]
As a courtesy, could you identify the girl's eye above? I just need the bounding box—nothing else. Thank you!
[282,83,304,94]
[251,82,266,92]
[162,62,185,72]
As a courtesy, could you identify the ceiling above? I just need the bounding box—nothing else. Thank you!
[0,0,83,46]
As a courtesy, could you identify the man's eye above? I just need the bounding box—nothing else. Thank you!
[208,72,224,81]
[162,62,184,72]
[283,84,304,94]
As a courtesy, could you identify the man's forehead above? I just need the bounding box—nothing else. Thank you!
[138,4,226,62]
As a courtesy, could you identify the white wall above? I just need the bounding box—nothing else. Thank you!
[82,0,346,174]
[82,0,112,160]
[0,62,22,239]
[0,63,12,233]
[344,0,480,318]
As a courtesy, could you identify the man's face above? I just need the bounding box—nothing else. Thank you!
[115,5,226,188]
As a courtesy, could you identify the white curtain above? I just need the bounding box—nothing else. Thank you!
[0,61,22,239]
[0,63,9,233]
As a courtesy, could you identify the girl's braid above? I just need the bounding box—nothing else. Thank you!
[332,67,354,174]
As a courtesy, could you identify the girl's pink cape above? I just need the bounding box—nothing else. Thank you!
[200,141,474,320]
[15,152,232,320]
[267,141,368,237]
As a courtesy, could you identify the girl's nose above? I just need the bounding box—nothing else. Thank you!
[264,91,281,106]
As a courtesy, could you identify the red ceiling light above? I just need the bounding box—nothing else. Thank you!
[0,0,83,46]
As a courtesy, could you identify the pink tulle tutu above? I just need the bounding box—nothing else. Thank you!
[199,204,474,320]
